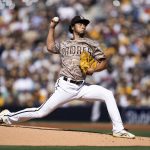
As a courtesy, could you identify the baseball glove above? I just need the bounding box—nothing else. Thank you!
[80,51,97,74]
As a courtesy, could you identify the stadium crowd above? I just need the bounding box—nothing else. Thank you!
[0,0,150,108]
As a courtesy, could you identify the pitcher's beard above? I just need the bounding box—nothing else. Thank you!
[79,32,85,37]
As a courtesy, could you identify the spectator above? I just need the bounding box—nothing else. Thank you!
[0,0,149,108]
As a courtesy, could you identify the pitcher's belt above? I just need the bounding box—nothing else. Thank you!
[63,76,84,85]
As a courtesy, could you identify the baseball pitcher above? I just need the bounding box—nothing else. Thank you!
[0,16,135,139]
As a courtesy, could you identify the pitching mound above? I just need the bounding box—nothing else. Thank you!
[0,125,150,146]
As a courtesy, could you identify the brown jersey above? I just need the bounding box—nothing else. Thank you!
[54,38,106,80]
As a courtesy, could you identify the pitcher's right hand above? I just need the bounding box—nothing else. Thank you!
[49,17,59,28]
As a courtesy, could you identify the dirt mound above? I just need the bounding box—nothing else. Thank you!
[0,125,150,146]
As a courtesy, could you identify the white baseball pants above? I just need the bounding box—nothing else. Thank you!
[6,76,124,132]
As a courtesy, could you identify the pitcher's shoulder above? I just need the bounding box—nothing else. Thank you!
[84,38,99,47]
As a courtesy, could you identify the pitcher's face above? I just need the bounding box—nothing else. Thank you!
[72,23,87,37]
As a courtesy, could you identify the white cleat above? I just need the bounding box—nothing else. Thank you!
[113,129,135,139]
[0,109,10,124]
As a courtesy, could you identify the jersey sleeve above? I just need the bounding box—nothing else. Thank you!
[51,42,61,54]
[91,42,106,62]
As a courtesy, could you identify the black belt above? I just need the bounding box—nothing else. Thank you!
[63,76,84,85]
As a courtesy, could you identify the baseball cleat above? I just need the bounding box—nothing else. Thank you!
[0,109,10,124]
[113,129,135,139]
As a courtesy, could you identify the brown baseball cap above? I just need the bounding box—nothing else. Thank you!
[69,16,90,33]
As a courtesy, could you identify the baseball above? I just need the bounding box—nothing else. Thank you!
[53,17,59,22]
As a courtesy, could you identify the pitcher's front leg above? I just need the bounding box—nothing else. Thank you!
[79,85,124,132]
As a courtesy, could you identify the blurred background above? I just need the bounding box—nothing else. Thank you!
[0,0,150,124]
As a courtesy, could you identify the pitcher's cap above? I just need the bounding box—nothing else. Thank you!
[69,16,90,33]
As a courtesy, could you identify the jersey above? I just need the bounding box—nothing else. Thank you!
[54,38,106,80]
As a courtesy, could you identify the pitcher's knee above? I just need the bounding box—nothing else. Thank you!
[106,90,114,98]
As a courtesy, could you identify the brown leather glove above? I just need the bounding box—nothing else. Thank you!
[80,51,97,74]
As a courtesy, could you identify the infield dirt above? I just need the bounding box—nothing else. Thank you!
[0,124,150,146]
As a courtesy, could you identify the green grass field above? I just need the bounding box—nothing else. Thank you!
[0,146,150,150]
